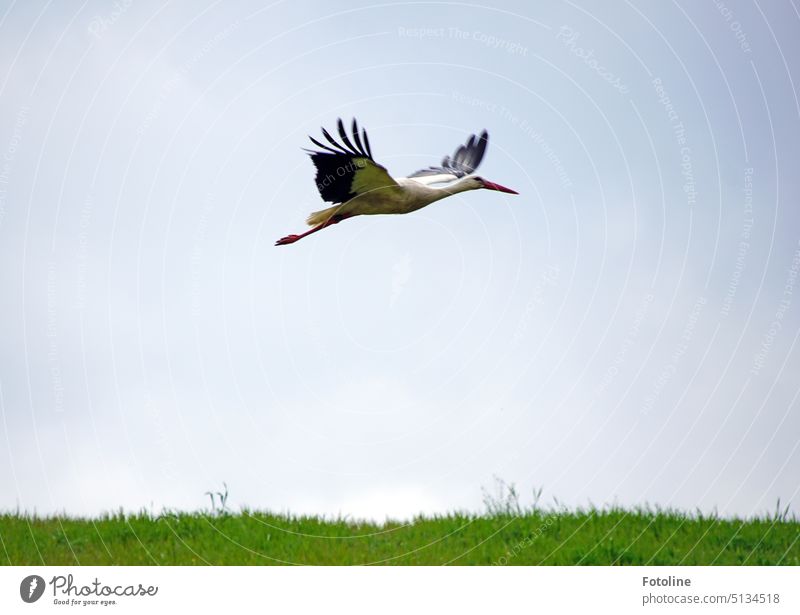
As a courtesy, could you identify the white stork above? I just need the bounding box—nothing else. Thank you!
[275,118,518,246]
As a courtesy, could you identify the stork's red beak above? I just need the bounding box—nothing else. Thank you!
[482,180,519,194]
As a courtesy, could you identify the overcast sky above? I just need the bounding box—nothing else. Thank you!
[1,0,799,519]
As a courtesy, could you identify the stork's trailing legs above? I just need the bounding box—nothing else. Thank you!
[274,214,351,246]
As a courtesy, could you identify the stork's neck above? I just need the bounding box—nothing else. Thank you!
[399,176,480,209]
[429,176,479,200]
[449,176,480,194]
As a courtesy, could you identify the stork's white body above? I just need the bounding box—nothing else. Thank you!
[306,176,475,225]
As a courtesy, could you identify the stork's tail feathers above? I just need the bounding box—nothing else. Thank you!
[306,205,345,227]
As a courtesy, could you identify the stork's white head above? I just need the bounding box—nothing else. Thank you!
[466,175,519,194]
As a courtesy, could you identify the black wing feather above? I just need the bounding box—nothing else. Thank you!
[337,118,357,153]
[321,127,348,153]
[362,129,373,158]
[408,130,489,178]
[306,118,392,204]
[351,119,366,156]
[308,135,344,155]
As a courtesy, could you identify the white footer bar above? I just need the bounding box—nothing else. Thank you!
[1,566,796,614]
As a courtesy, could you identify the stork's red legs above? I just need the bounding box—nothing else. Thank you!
[275,214,351,246]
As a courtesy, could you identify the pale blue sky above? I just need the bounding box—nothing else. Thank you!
[1,0,799,519]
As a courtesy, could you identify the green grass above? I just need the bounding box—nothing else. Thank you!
[1,507,797,565]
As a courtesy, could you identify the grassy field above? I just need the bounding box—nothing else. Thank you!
[1,506,797,565]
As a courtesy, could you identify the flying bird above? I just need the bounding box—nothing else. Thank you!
[275,119,518,246]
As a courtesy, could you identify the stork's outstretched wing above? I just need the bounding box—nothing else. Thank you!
[306,118,400,204]
[407,130,489,182]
